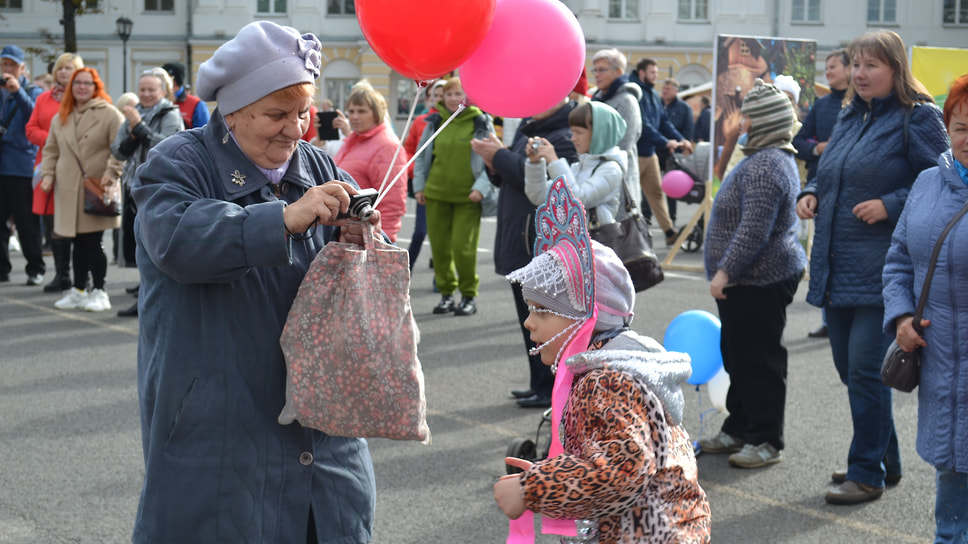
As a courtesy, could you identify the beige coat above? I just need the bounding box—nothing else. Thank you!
[41,98,124,237]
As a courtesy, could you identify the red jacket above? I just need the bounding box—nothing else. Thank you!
[333,122,409,242]
[25,89,60,166]
[403,108,437,179]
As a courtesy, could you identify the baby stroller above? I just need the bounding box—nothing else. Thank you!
[663,142,712,253]
[506,408,554,474]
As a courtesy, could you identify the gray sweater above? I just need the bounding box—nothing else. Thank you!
[704,147,806,286]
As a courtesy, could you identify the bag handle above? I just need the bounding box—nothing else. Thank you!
[911,197,968,334]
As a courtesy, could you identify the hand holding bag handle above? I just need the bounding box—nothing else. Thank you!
[70,149,122,217]
[881,197,968,391]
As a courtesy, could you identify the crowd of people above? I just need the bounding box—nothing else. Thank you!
[3,22,968,543]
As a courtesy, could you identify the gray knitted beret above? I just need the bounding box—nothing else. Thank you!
[196,21,321,114]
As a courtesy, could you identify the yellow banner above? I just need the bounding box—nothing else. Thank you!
[911,46,968,105]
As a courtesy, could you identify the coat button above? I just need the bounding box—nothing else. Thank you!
[299,452,313,466]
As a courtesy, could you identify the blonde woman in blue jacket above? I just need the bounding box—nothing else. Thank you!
[524,101,627,224]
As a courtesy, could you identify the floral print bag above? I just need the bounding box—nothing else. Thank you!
[278,223,431,443]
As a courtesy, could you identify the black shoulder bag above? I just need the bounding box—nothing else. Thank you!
[586,159,664,292]
[881,197,968,392]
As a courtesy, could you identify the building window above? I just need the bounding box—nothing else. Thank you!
[256,0,286,14]
[328,0,355,15]
[792,0,820,22]
[678,0,708,21]
[145,0,173,11]
[867,0,896,23]
[608,0,638,20]
[944,0,968,23]
[325,78,356,112]
[0,0,23,9]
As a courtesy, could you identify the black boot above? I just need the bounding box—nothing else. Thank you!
[43,238,73,293]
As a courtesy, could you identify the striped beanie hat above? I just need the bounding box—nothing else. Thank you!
[741,78,795,153]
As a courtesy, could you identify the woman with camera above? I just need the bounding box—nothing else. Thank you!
[110,67,183,317]
[331,80,408,242]
[128,22,381,543]
[523,101,626,225]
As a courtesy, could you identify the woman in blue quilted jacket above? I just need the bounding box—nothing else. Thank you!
[883,73,968,544]
[796,30,949,506]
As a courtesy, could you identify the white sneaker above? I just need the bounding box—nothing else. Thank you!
[728,442,783,469]
[84,288,111,312]
[54,287,89,310]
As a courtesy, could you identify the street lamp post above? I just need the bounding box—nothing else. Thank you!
[116,16,133,93]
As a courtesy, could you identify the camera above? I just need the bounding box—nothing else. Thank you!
[531,139,542,152]
[337,188,378,220]
[0,76,8,86]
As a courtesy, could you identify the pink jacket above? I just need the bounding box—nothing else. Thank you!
[334,122,408,242]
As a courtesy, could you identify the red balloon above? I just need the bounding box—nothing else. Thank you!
[356,0,496,81]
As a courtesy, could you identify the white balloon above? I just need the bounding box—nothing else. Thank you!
[707,367,730,414]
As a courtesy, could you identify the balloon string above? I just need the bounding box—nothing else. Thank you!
[373,102,466,209]
[376,84,423,200]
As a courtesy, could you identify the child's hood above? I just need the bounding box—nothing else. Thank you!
[564,330,692,426]
[588,101,627,155]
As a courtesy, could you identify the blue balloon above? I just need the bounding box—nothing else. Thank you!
[663,310,724,385]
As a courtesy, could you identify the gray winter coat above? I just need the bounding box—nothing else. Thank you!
[130,111,376,544]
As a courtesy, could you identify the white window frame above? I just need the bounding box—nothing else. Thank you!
[791,0,821,22]
[678,0,709,22]
[0,0,23,10]
[327,0,355,16]
[944,0,968,24]
[144,0,173,12]
[608,0,639,20]
[256,0,287,15]
[867,0,897,24]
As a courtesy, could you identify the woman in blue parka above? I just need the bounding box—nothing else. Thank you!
[130,22,380,543]
[796,30,948,506]
[883,73,968,544]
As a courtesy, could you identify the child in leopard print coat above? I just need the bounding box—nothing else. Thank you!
[493,179,710,543]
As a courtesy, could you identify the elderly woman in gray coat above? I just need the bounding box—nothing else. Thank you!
[111,67,183,316]
[130,22,380,544]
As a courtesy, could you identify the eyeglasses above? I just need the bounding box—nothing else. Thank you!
[72,80,95,87]
[592,67,616,74]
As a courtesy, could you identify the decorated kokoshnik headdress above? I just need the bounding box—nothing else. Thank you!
[505,176,599,542]
[507,177,597,370]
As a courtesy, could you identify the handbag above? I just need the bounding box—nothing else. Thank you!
[278,222,430,443]
[587,179,664,292]
[83,176,122,216]
[881,198,968,392]
[71,151,121,216]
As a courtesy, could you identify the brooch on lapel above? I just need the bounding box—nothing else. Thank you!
[231,170,246,187]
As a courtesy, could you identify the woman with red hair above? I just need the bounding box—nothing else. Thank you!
[883,73,968,543]
[39,67,123,312]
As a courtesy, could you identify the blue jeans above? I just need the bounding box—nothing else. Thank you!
[936,467,968,543]
[825,305,901,487]
[408,203,427,271]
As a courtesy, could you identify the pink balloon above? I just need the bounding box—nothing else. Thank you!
[459,0,585,118]
[662,170,694,199]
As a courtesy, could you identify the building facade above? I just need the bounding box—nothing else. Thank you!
[1,0,964,129]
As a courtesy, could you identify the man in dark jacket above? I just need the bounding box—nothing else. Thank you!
[0,44,45,285]
[162,62,210,129]
[630,58,692,246]
[471,98,578,408]
[657,78,695,225]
